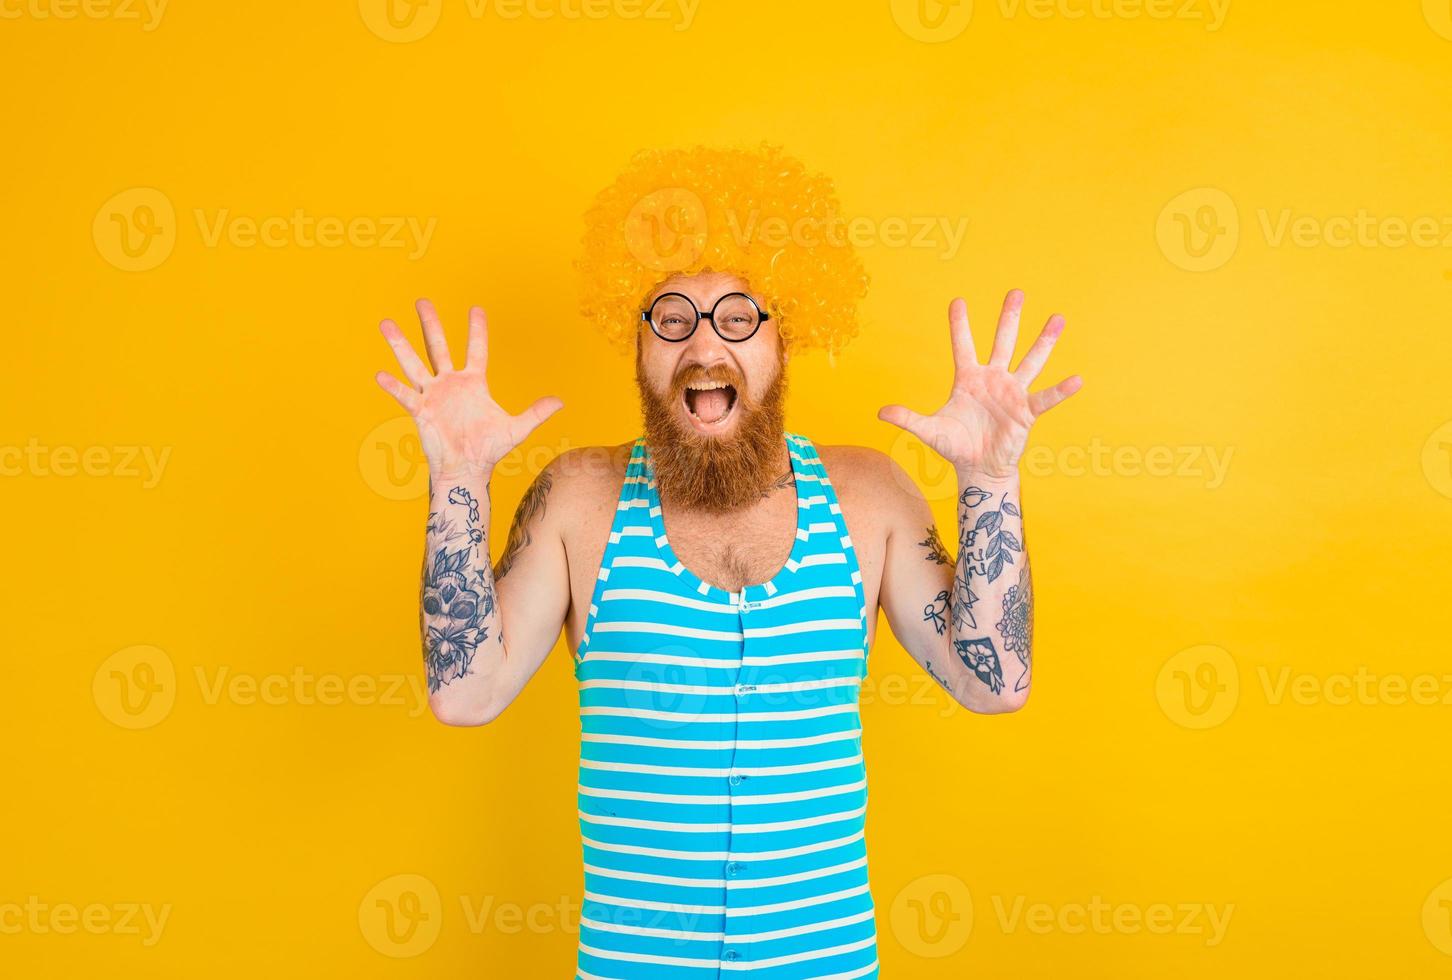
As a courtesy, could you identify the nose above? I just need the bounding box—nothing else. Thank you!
[682,315,733,362]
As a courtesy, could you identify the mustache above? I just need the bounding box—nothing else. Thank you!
[671,364,745,389]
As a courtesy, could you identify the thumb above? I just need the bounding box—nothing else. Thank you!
[510,395,565,444]
[878,404,931,440]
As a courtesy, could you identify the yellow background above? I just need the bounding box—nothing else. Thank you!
[4,1,1451,977]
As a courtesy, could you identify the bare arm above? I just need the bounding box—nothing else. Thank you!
[880,469,1032,713]
[878,289,1081,714]
[376,299,567,726]
[418,464,570,725]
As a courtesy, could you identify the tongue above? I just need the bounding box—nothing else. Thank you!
[694,388,731,423]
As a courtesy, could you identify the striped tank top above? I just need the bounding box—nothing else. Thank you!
[573,432,879,979]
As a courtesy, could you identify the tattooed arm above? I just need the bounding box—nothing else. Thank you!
[376,299,568,726]
[880,470,1033,712]
[877,288,1080,714]
[416,464,571,724]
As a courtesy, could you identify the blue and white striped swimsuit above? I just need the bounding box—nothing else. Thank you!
[574,432,879,979]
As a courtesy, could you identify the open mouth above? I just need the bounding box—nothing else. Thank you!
[682,380,739,431]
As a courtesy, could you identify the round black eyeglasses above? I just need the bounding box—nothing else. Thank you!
[641,291,770,343]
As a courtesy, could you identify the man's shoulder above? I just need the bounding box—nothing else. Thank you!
[541,441,635,494]
[810,439,929,512]
[812,441,904,490]
[508,441,634,540]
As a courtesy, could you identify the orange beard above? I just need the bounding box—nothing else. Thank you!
[635,348,789,514]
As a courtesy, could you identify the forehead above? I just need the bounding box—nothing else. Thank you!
[647,271,755,306]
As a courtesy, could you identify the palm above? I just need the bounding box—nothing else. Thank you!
[880,290,1081,479]
[412,372,517,475]
[375,300,563,478]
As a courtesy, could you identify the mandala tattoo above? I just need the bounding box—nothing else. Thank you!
[997,562,1034,692]
[954,637,1005,695]
[494,470,553,580]
[422,486,495,693]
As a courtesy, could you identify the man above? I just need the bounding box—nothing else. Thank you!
[373,147,1080,979]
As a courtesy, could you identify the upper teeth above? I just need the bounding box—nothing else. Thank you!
[687,381,731,390]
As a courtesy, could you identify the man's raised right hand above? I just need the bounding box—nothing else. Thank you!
[375,299,564,480]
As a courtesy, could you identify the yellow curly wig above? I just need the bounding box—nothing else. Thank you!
[575,143,870,358]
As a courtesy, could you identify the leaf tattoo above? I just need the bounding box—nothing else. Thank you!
[960,486,1022,585]
[919,525,953,565]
